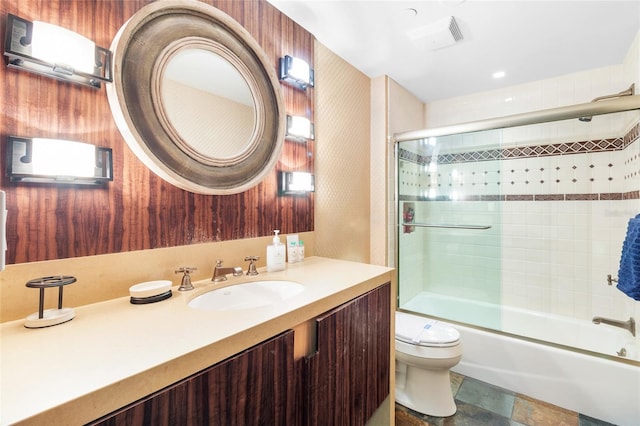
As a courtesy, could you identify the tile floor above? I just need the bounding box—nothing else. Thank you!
[395,372,617,426]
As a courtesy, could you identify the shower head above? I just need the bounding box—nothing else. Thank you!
[578,83,635,122]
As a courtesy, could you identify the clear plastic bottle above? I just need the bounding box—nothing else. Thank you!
[288,241,299,263]
[266,230,286,272]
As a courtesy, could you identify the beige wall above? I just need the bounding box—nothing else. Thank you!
[314,41,372,263]
[370,76,389,266]
[163,79,254,155]
[370,77,425,268]
[388,80,425,134]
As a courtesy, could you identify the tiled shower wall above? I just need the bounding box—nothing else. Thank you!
[399,129,639,321]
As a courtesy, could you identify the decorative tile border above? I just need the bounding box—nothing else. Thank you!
[563,194,594,201]
[624,121,640,146]
[533,194,565,201]
[398,121,640,202]
[399,191,639,202]
[398,122,639,165]
[625,190,640,199]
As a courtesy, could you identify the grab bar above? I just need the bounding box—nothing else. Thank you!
[402,222,492,230]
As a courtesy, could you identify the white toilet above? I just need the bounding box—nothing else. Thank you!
[395,311,463,417]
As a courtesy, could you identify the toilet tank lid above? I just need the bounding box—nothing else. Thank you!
[396,311,460,345]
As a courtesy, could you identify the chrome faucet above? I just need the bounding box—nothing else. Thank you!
[592,316,636,337]
[175,266,197,291]
[212,259,244,282]
[244,256,260,276]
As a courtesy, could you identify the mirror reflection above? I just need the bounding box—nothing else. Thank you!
[161,48,256,162]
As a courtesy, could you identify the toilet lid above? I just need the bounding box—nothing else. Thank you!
[395,311,460,347]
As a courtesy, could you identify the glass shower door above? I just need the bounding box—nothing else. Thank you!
[396,131,503,329]
[395,108,640,359]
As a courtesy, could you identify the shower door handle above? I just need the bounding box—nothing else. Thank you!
[402,222,492,230]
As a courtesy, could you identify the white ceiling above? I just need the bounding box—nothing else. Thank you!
[266,0,640,103]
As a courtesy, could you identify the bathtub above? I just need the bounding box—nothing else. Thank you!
[401,292,640,426]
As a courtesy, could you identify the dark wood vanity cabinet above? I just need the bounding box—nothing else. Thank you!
[303,282,391,425]
[91,330,296,426]
[91,282,391,425]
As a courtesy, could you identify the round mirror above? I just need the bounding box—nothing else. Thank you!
[107,0,285,194]
[160,47,256,164]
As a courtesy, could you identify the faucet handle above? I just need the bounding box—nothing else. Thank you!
[244,256,260,276]
[215,259,223,267]
[175,266,197,291]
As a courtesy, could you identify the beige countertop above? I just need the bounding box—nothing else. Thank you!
[1,257,394,425]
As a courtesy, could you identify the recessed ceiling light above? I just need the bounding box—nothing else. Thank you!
[492,71,506,79]
[404,8,418,16]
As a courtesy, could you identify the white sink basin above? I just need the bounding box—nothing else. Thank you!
[188,280,304,311]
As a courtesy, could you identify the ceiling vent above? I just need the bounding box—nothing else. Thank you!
[406,16,463,50]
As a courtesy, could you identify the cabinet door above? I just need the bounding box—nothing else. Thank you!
[92,330,295,426]
[304,283,391,425]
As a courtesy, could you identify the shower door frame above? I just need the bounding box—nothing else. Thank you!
[394,95,640,143]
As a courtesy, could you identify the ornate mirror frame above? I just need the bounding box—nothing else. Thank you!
[107,0,285,194]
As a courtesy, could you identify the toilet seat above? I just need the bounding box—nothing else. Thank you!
[396,311,460,348]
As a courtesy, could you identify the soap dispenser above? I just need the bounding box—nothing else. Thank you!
[266,230,286,272]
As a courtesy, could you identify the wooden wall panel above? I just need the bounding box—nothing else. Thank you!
[0,0,314,264]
